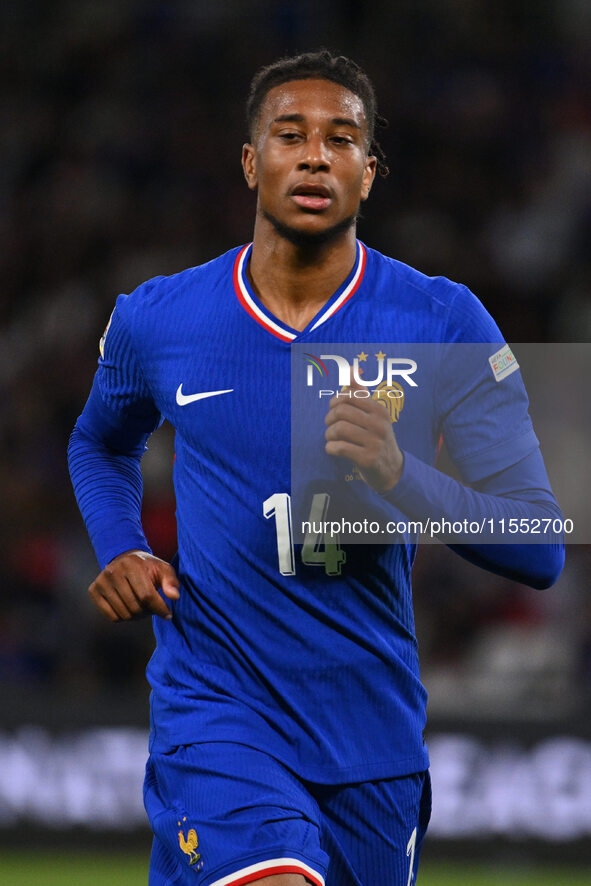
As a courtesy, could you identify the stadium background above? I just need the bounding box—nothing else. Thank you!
[2,0,591,882]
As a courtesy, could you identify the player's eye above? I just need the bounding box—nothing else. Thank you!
[278,131,302,141]
[331,135,353,145]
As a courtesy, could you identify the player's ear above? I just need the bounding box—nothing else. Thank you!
[242,144,258,190]
[360,155,377,201]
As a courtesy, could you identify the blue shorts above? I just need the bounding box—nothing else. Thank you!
[144,742,431,886]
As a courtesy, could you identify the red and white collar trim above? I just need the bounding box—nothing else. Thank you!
[233,241,366,342]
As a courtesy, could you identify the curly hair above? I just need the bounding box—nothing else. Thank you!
[246,50,389,177]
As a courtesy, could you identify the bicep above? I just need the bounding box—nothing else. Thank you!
[75,375,161,457]
[76,297,162,455]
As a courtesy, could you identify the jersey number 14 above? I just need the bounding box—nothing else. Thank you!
[263,492,346,576]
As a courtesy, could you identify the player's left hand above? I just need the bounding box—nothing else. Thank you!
[324,376,404,493]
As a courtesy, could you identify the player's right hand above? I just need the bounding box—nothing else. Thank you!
[88,550,180,622]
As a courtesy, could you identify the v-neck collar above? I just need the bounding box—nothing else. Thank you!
[232,240,367,342]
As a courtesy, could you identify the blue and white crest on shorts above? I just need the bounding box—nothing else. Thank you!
[488,345,519,382]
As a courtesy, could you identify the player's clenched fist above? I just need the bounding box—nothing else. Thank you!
[88,550,180,623]
[324,378,404,494]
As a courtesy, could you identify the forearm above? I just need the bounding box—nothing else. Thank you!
[384,449,565,589]
[446,540,564,589]
[68,424,151,569]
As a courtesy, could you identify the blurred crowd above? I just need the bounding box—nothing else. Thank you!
[1,0,591,724]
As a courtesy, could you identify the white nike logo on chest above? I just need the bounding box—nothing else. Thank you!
[175,385,234,406]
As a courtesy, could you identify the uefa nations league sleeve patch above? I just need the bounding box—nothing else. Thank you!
[99,310,114,358]
[488,344,519,382]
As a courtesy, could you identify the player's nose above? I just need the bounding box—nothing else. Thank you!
[297,135,331,172]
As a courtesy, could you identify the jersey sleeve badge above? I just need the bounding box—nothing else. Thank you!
[488,344,519,382]
[99,310,114,358]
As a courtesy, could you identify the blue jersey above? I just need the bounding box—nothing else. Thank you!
[70,242,551,783]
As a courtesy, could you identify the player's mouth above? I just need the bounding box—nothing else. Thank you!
[290,183,332,211]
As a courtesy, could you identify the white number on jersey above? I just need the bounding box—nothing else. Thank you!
[263,493,296,575]
[301,493,346,575]
[263,492,346,577]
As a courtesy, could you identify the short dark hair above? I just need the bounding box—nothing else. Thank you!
[246,49,389,177]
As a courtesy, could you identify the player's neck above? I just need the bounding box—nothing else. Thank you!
[247,225,358,332]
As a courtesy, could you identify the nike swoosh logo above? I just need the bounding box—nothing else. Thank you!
[176,385,234,406]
